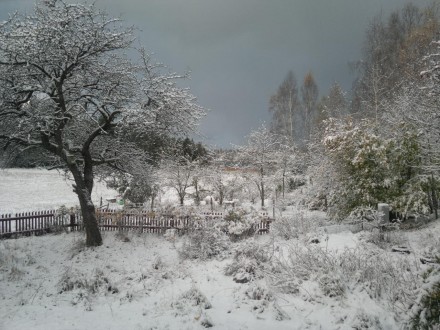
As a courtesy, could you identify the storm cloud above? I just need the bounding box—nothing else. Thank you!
[0,0,433,146]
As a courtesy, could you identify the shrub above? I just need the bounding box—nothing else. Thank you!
[351,311,384,330]
[245,284,273,301]
[322,118,425,219]
[179,226,230,261]
[407,267,440,330]
[225,239,272,283]
[271,216,298,240]
[58,268,118,295]
[176,287,212,310]
[171,286,213,327]
[318,273,345,298]
[271,210,321,240]
[269,242,418,311]
[216,209,260,240]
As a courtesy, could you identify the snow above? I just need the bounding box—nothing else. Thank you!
[0,226,427,329]
[0,168,117,213]
[1,169,439,329]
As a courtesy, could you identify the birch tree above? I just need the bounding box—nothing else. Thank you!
[0,1,205,246]
[269,71,299,142]
[301,72,319,142]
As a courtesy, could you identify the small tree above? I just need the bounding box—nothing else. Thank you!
[274,141,302,199]
[207,169,245,206]
[237,125,281,207]
[0,1,204,246]
[162,155,197,206]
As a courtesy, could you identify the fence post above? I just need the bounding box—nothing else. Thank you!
[70,212,76,231]
[272,198,275,220]
[377,203,389,223]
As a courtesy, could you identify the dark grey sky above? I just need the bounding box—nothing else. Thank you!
[0,0,433,147]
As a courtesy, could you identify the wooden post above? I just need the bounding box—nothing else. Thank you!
[378,203,389,223]
[272,198,275,220]
[70,213,76,231]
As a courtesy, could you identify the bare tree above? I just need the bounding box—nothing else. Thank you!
[301,72,319,142]
[162,155,197,206]
[237,125,281,207]
[0,1,205,246]
[269,71,299,142]
[315,82,348,136]
[353,2,440,119]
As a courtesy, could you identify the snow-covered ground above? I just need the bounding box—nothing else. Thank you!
[0,168,118,213]
[1,168,439,329]
[1,219,439,329]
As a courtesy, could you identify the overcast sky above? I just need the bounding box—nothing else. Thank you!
[0,0,433,147]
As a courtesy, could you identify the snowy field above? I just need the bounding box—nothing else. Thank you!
[0,168,439,329]
[0,168,118,213]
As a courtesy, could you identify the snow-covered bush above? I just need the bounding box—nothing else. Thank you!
[0,241,36,281]
[270,242,418,311]
[245,284,273,301]
[216,209,260,240]
[8,266,25,281]
[407,266,440,330]
[271,210,321,240]
[225,239,272,283]
[244,284,275,315]
[269,243,337,294]
[351,310,385,330]
[58,268,118,295]
[322,118,425,219]
[175,286,212,310]
[172,286,213,327]
[318,273,345,298]
[164,228,178,243]
[366,226,406,249]
[179,226,230,260]
[151,256,163,270]
[271,216,299,240]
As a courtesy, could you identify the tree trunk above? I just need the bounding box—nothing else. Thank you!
[219,188,224,206]
[260,166,265,207]
[431,174,438,219]
[151,190,157,211]
[194,180,200,206]
[282,170,285,199]
[70,165,102,247]
[76,187,102,246]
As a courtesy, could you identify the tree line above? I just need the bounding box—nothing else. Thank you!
[267,1,440,219]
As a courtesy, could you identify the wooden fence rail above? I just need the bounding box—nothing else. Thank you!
[0,209,271,239]
[0,210,78,238]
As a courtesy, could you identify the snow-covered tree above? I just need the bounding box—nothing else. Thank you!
[322,118,423,219]
[0,1,205,246]
[206,168,244,207]
[161,155,198,206]
[237,125,282,207]
[273,141,302,199]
